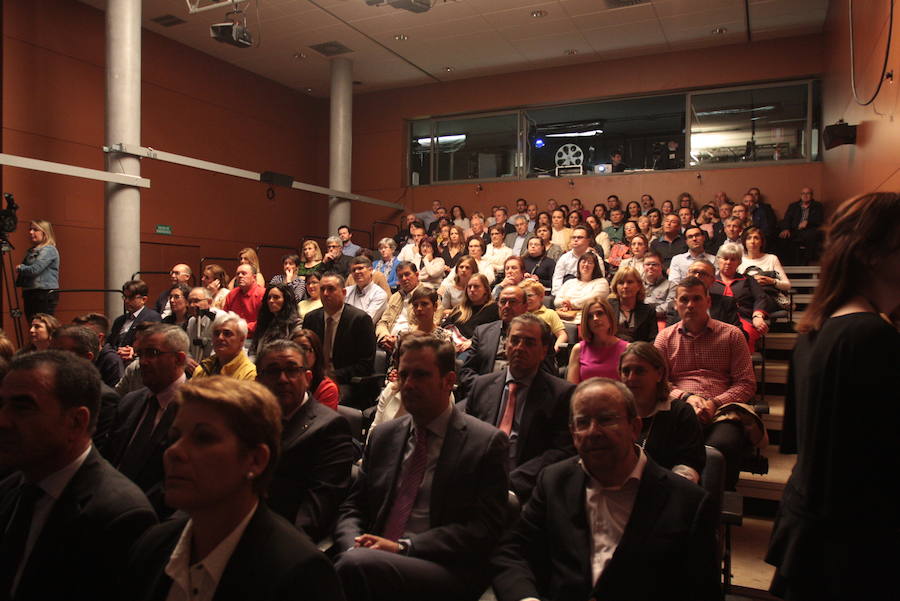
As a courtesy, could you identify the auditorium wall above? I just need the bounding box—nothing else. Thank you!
[1,0,329,330]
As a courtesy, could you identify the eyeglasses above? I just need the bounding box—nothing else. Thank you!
[136,348,175,359]
[571,414,625,432]
[259,365,305,379]
[497,298,522,305]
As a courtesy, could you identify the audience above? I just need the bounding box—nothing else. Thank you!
[642,251,676,321]
[375,261,421,352]
[778,186,825,264]
[153,264,192,318]
[200,263,230,309]
[521,280,567,352]
[290,327,340,411]
[650,213,688,269]
[485,225,513,278]
[338,225,361,257]
[72,312,125,387]
[740,226,792,310]
[21,312,60,353]
[251,284,301,358]
[716,242,771,350]
[442,272,499,353]
[185,286,218,366]
[322,235,354,277]
[439,256,477,314]
[160,282,191,329]
[416,235,446,287]
[298,272,324,320]
[668,225,717,284]
[268,253,306,301]
[299,238,326,278]
[373,238,399,290]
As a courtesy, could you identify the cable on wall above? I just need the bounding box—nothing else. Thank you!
[849,0,894,106]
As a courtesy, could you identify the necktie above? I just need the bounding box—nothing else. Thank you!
[382,428,429,541]
[323,316,336,371]
[117,396,161,478]
[0,483,43,597]
[498,381,518,435]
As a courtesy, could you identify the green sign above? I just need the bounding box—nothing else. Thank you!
[155,224,173,235]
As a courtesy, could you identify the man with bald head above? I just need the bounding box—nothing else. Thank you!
[778,186,825,264]
[491,377,720,601]
[154,263,192,317]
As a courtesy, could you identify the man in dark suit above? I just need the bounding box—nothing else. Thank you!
[153,263,192,317]
[458,285,556,398]
[255,340,356,542]
[333,336,509,601]
[745,187,778,246]
[107,280,162,364]
[463,313,575,502]
[0,351,157,601]
[302,272,376,409]
[491,378,720,601]
[72,312,125,388]
[778,186,825,264]
[102,324,189,515]
[49,325,121,449]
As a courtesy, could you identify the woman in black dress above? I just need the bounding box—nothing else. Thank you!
[766,192,900,601]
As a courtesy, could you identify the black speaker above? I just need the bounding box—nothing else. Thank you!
[823,122,857,150]
[260,171,295,188]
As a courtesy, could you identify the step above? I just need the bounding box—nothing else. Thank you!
[737,444,795,501]
[755,362,788,385]
[783,266,821,275]
[791,293,814,304]
[761,395,784,432]
[764,333,797,351]
[790,279,819,289]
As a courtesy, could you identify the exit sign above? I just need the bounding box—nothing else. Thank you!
[155,224,173,235]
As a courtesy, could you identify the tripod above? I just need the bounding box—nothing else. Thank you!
[0,237,24,347]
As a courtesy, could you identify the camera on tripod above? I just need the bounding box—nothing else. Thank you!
[0,193,20,252]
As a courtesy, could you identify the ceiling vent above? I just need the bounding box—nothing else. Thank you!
[601,0,650,8]
[150,14,187,27]
[309,41,354,57]
[365,0,433,13]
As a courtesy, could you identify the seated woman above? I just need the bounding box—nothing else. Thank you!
[124,376,343,601]
[416,235,446,287]
[618,233,649,276]
[20,312,61,354]
[606,220,640,270]
[740,226,791,309]
[566,296,628,383]
[521,279,567,353]
[484,225,513,279]
[161,283,192,330]
[450,204,469,230]
[521,235,556,291]
[251,284,301,358]
[201,263,230,310]
[372,237,399,291]
[534,224,564,261]
[647,208,664,240]
[585,215,611,258]
[298,239,325,279]
[440,225,466,274]
[554,252,610,323]
[290,327,338,411]
[442,272,499,353]
[297,273,323,320]
[607,266,658,343]
[717,242,770,351]
[268,253,306,301]
[439,236,492,290]
[440,256,478,316]
[619,341,706,483]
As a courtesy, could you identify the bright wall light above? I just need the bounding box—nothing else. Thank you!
[416,134,466,146]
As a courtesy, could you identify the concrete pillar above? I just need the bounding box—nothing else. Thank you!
[328,57,353,234]
[104,0,142,315]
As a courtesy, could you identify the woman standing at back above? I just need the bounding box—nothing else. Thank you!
[766,192,900,601]
[16,219,60,320]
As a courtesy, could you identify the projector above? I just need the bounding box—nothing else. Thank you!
[210,22,252,48]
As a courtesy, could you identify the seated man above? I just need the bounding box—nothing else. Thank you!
[49,325,120,448]
[708,215,745,255]
[375,261,420,353]
[104,324,190,514]
[153,263,192,317]
[457,286,556,398]
[255,340,356,543]
[303,272,376,409]
[192,311,257,381]
[504,215,531,256]
[491,377,720,601]
[223,263,265,336]
[333,336,509,601]
[668,226,717,284]
[339,224,362,257]
[185,286,218,369]
[464,313,575,502]
[664,259,742,333]
[650,214,688,270]
[642,251,676,321]
[345,256,389,323]
[72,312,124,388]
[778,186,825,264]
[0,351,157,601]
[655,276,758,490]
[322,235,354,277]
[108,280,162,363]
[397,225,425,265]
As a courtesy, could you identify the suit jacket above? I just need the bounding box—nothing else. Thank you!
[0,448,157,601]
[457,320,558,399]
[333,406,509,577]
[92,382,120,449]
[491,456,721,601]
[100,386,175,515]
[125,503,344,601]
[608,298,658,343]
[322,253,353,278]
[375,290,406,341]
[665,288,742,335]
[302,304,375,386]
[463,369,575,500]
[713,276,771,319]
[107,308,162,349]
[750,201,778,240]
[504,232,530,255]
[267,399,357,543]
[779,199,824,232]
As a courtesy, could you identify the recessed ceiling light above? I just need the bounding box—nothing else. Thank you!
[445,66,454,72]
[531,9,547,18]
[305,88,313,93]
[394,33,408,41]
[564,49,578,56]
[292,51,307,59]
[711,27,727,35]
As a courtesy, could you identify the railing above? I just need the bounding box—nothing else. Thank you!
[371,220,400,248]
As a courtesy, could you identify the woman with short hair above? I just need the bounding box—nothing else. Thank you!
[268,254,306,301]
[521,235,556,290]
[608,266,658,342]
[554,252,610,323]
[534,225,564,261]
[417,236,446,287]
[717,242,771,351]
[373,238,399,290]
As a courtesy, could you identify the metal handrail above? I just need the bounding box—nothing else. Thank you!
[371,220,400,247]
[131,270,197,287]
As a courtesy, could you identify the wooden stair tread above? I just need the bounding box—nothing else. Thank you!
[738,445,796,501]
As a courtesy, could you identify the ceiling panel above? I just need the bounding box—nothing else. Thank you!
[581,19,667,53]
[563,2,657,28]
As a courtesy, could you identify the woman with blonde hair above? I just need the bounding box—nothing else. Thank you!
[16,219,60,320]
[566,296,628,383]
[229,247,266,288]
[521,279,567,352]
[608,266,658,342]
[298,239,325,278]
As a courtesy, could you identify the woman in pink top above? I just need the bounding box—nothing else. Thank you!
[566,296,628,383]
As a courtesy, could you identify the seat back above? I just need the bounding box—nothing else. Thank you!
[337,405,365,443]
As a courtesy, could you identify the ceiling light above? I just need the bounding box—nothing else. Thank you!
[546,129,603,138]
[292,51,307,59]
[305,88,313,93]
[445,66,454,72]
[564,49,578,56]
[531,9,547,18]
[394,33,408,41]
[711,27,727,35]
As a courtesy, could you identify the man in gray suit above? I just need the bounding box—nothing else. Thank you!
[504,215,531,256]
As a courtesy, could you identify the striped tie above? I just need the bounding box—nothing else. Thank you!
[382,427,429,541]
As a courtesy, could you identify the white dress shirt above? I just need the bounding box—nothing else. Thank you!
[345,281,388,323]
[668,250,717,284]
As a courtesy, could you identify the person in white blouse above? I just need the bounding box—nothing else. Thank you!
[484,224,513,278]
[739,226,791,292]
[555,253,611,323]
[619,233,650,276]
[416,236,446,288]
[439,237,493,291]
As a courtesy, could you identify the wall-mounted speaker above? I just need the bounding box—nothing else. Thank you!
[823,122,858,150]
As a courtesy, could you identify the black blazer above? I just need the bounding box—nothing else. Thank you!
[713,276,771,319]
[779,199,824,232]
[491,456,721,601]
[100,386,174,515]
[457,320,557,399]
[321,253,353,278]
[107,308,162,349]
[0,448,157,601]
[608,298,658,343]
[302,304,375,386]
[267,399,357,543]
[92,382,120,449]
[522,254,556,291]
[333,406,509,577]
[124,503,344,601]
[463,369,575,501]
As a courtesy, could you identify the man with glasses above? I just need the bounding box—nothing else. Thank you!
[551,225,604,295]
[153,263,192,317]
[492,377,719,601]
[185,286,218,367]
[322,234,353,277]
[108,280,162,363]
[397,225,426,264]
[192,311,256,381]
[102,324,189,515]
[668,226,717,284]
[642,251,676,321]
[256,340,355,543]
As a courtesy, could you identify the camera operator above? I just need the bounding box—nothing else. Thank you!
[16,219,60,320]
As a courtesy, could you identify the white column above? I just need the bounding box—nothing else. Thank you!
[328,57,353,234]
[104,0,142,315]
